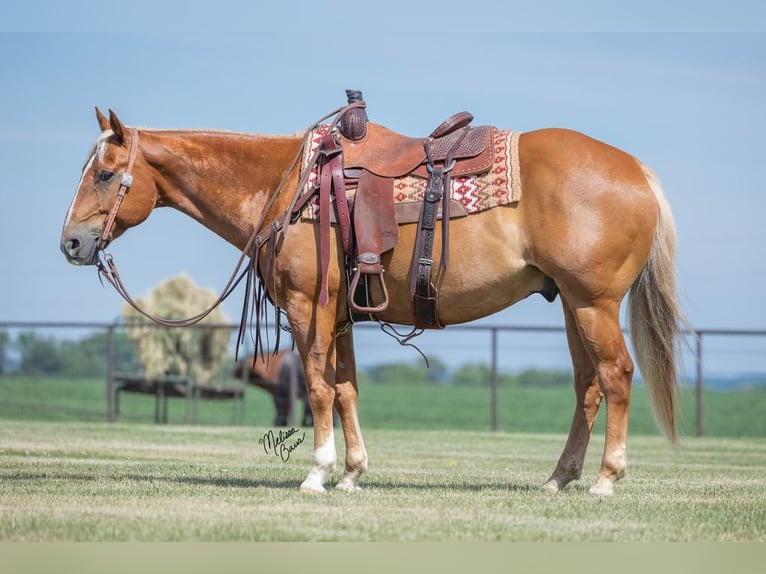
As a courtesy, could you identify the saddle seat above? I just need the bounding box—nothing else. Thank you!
[339,117,495,179]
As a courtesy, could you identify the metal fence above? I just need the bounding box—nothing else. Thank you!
[1,320,764,435]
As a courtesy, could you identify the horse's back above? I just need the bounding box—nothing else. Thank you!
[519,128,649,183]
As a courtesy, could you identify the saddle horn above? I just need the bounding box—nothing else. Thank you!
[340,89,368,141]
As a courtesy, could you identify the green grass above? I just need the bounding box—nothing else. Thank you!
[0,420,764,541]
[0,376,274,425]
[1,376,764,437]
[358,381,766,438]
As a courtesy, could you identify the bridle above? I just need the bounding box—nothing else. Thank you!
[92,101,366,337]
[97,127,140,253]
[93,123,283,331]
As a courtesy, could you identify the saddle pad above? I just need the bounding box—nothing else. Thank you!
[395,128,521,212]
[300,125,521,219]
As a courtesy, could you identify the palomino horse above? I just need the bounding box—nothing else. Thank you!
[61,107,682,495]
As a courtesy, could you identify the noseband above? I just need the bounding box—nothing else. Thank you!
[97,127,140,251]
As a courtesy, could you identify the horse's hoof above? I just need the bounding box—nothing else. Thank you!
[588,479,615,496]
[540,479,560,493]
[300,477,325,494]
[335,481,362,492]
[298,486,325,494]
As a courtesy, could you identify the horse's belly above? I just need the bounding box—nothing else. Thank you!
[373,210,546,325]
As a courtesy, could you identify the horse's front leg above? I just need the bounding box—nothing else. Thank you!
[333,328,368,491]
[284,296,340,493]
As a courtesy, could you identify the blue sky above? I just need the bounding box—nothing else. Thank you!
[0,7,764,374]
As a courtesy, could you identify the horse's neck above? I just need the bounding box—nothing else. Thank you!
[142,130,303,249]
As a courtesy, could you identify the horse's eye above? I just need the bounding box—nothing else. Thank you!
[97,170,114,183]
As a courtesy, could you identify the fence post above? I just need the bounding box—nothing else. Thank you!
[696,332,704,437]
[184,327,200,424]
[491,328,498,432]
[106,323,116,422]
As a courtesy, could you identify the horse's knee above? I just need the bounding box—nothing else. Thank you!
[333,380,358,408]
[615,353,634,380]
[304,381,335,421]
[597,355,633,401]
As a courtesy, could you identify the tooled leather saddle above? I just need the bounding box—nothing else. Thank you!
[309,90,496,329]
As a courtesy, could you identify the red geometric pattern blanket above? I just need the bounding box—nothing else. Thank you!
[300,125,521,219]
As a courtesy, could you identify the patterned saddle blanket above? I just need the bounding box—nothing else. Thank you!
[301,124,521,223]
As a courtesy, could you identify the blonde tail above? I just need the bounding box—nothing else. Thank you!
[628,164,683,442]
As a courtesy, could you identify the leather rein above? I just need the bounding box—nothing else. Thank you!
[94,101,366,330]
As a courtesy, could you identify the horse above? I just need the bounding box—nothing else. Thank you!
[234,349,317,427]
[60,105,682,495]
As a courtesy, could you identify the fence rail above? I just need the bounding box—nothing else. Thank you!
[1,320,764,435]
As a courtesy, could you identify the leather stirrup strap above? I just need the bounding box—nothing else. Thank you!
[318,132,352,306]
[410,167,443,290]
[410,166,444,329]
[321,134,351,254]
[409,128,470,328]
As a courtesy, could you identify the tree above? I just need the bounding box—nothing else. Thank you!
[59,332,139,377]
[450,362,516,386]
[17,332,65,375]
[451,362,492,386]
[424,356,448,384]
[13,330,139,378]
[123,274,230,383]
[516,368,572,387]
[366,362,430,385]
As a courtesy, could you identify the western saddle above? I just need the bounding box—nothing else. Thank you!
[304,90,496,329]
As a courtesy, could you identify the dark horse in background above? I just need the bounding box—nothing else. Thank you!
[234,349,316,427]
[61,104,683,496]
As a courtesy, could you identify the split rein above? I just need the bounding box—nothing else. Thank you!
[94,102,367,333]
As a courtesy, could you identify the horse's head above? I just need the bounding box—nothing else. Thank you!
[60,108,158,265]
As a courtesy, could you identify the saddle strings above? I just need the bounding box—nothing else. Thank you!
[379,323,430,367]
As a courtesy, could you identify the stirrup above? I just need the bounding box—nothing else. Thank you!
[348,266,390,314]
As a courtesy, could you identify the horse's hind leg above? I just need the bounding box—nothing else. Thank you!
[569,299,635,495]
[333,329,368,491]
[542,297,604,492]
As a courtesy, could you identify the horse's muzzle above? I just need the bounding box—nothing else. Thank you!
[60,227,100,266]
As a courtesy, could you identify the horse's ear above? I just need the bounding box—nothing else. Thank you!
[95,106,110,132]
[108,109,126,144]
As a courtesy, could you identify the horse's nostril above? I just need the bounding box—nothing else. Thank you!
[61,230,100,265]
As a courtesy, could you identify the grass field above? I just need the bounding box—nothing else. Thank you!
[1,376,765,437]
[0,420,764,541]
